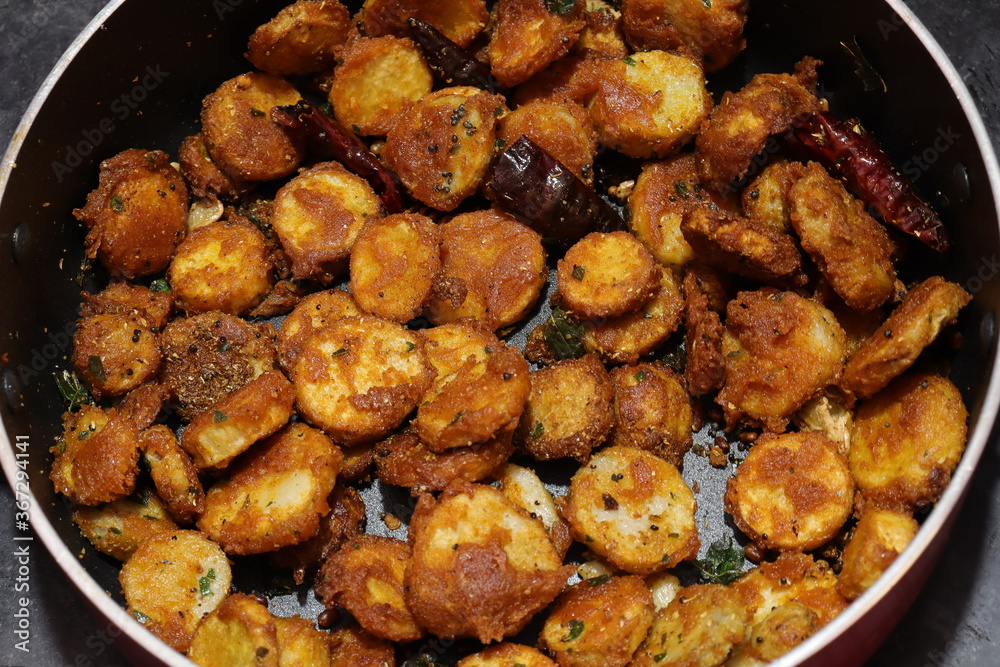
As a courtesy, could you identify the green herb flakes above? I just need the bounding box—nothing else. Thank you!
[545,0,578,16]
[109,194,125,212]
[87,355,106,383]
[213,410,228,423]
[199,569,216,596]
[587,574,611,586]
[542,307,585,360]
[693,538,746,585]
[55,370,94,412]
[562,619,585,642]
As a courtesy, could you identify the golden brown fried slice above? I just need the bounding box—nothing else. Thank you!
[73,148,188,279]
[384,87,507,211]
[589,50,711,159]
[789,162,897,312]
[271,485,366,585]
[50,406,140,506]
[121,530,232,653]
[168,218,275,316]
[293,314,434,445]
[497,96,598,184]
[180,369,295,471]
[457,643,556,667]
[683,267,726,396]
[557,231,662,319]
[81,281,173,330]
[725,432,854,552]
[116,381,170,430]
[274,616,333,667]
[178,133,252,202]
[630,584,748,667]
[329,623,396,667]
[849,372,967,512]
[696,58,822,191]
[539,575,653,667]
[513,51,613,107]
[339,442,378,483]
[329,35,433,136]
[731,552,848,627]
[562,446,699,574]
[272,161,384,284]
[427,209,547,331]
[489,0,586,88]
[416,343,530,452]
[140,425,204,523]
[727,601,819,666]
[575,6,628,58]
[627,154,702,269]
[159,311,277,420]
[349,213,442,323]
[836,508,919,600]
[197,423,342,555]
[681,205,807,287]
[375,429,515,494]
[516,353,614,462]
[418,319,497,375]
[580,269,685,364]
[741,159,806,234]
[277,288,363,372]
[841,276,971,399]
[621,0,748,71]
[187,594,277,666]
[406,481,574,643]
[72,489,178,561]
[499,463,574,558]
[718,290,848,432]
[360,0,489,48]
[201,72,305,182]
[247,0,352,76]
[609,361,693,466]
[318,535,423,642]
[72,311,161,399]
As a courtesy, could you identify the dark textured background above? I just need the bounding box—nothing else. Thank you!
[1,0,999,665]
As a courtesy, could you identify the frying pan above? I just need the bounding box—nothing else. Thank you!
[1,0,998,665]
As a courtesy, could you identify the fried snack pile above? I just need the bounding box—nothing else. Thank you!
[54,0,971,665]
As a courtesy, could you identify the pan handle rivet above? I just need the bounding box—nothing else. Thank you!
[952,163,972,206]
[10,222,30,266]
[2,369,21,414]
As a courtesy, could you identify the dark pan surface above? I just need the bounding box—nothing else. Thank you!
[1,0,998,665]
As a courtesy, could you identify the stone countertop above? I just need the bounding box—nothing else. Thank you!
[1,0,999,665]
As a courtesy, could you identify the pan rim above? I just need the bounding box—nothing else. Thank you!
[1,0,998,665]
